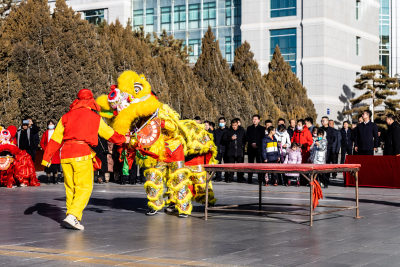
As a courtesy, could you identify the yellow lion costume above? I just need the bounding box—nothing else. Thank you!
[96,70,217,216]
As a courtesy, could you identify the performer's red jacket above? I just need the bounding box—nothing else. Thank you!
[42,107,125,166]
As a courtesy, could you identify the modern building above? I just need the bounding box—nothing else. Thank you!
[48,0,381,122]
[241,0,380,122]
[48,0,133,27]
[380,0,400,78]
[131,0,242,64]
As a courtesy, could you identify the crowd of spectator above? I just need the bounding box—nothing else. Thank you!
[4,109,400,188]
[208,110,399,188]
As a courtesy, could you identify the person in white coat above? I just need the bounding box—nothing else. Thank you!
[275,124,291,162]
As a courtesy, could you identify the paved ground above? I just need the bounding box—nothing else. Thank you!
[1,175,400,267]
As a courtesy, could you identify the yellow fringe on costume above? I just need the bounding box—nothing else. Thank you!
[190,170,217,205]
[96,70,219,211]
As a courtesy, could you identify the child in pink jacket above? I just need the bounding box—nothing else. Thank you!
[284,143,302,186]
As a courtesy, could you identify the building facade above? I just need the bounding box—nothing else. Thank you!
[131,0,241,64]
[48,0,381,122]
[241,0,380,122]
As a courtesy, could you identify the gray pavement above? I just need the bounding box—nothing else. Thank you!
[1,177,400,266]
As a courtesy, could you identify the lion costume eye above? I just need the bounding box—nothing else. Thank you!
[134,83,143,94]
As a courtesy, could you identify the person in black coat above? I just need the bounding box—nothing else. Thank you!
[383,114,400,155]
[246,115,266,184]
[354,110,379,155]
[320,116,338,182]
[224,119,246,183]
[214,117,229,181]
[287,119,296,139]
[17,118,40,161]
[340,121,353,163]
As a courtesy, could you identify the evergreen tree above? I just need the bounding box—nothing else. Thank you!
[0,71,23,126]
[151,32,218,120]
[193,27,256,121]
[99,21,170,101]
[232,41,281,122]
[0,0,113,129]
[264,46,316,121]
[344,64,400,127]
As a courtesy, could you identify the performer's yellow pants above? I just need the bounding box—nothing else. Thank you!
[61,159,93,221]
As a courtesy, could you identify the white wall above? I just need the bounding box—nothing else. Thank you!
[48,0,133,26]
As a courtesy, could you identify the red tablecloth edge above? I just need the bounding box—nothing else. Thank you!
[204,163,360,172]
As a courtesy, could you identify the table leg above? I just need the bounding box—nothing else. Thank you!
[310,173,314,227]
[259,173,262,211]
[355,171,360,219]
[205,172,210,221]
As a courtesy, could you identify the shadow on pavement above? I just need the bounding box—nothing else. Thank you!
[24,203,65,223]
[326,196,400,207]
[54,197,148,214]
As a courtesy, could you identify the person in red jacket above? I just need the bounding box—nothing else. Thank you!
[42,89,128,230]
[40,120,61,184]
[291,119,313,163]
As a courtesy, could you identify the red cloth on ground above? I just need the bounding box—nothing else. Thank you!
[345,155,400,188]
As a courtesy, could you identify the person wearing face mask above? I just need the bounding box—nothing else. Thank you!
[40,120,61,184]
[214,117,229,182]
[291,119,313,163]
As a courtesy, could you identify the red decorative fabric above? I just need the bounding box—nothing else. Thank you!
[185,153,210,166]
[310,180,323,209]
[14,150,40,186]
[203,163,360,172]
[345,155,400,188]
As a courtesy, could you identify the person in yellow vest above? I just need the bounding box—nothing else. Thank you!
[42,89,128,230]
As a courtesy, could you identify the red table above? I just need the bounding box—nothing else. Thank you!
[203,163,361,226]
[345,155,400,188]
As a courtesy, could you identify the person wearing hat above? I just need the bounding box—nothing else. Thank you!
[42,89,128,230]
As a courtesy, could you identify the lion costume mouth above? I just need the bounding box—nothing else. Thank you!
[0,156,13,170]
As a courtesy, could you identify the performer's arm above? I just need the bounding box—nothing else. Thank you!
[98,118,126,145]
[42,119,64,167]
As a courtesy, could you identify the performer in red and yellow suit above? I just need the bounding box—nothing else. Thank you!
[42,89,127,230]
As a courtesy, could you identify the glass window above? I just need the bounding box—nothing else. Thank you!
[270,28,297,73]
[174,5,186,31]
[356,36,360,56]
[234,0,241,25]
[271,0,296,18]
[225,36,232,62]
[204,2,216,28]
[133,9,143,28]
[84,9,105,25]
[234,35,241,51]
[161,6,171,31]
[225,0,232,26]
[379,0,390,73]
[356,0,361,20]
[189,39,201,63]
[189,4,200,29]
[145,8,154,32]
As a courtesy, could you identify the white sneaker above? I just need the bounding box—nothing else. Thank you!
[19,183,27,187]
[61,214,84,230]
